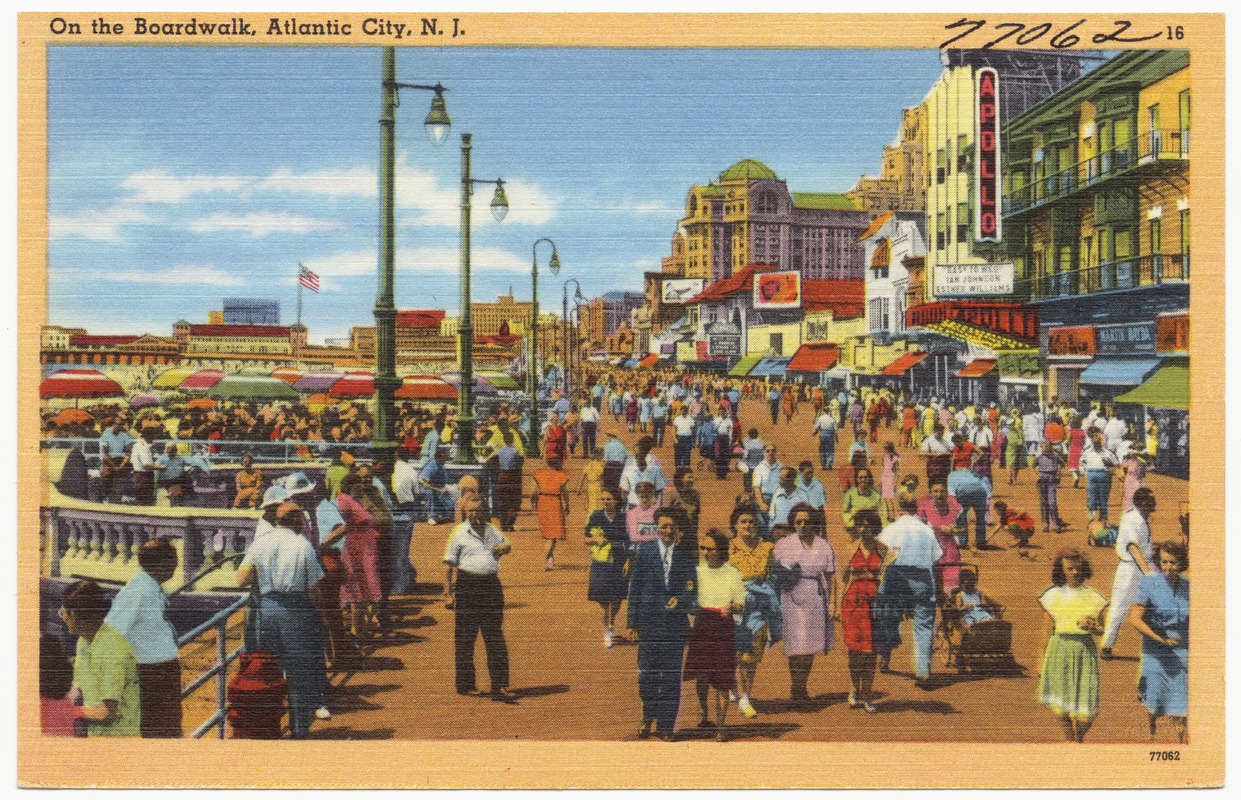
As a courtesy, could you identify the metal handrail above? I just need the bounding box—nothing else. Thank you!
[178,592,249,739]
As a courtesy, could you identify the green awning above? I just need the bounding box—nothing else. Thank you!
[478,372,520,390]
[1113,363,1188,410]
[728,355,764,377]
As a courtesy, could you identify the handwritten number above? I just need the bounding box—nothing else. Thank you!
[940,17,987,49]
[982,22,1024,49]
[1093,20,1164,44]
[1016,22,1053,45]
[1050,19,1086,48]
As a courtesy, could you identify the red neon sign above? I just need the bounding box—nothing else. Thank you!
[976,67,1001,242]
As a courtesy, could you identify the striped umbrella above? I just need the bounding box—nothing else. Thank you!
[329,371,375,399]
[305,392,338,413]
[187,397,217,410]
[294,370,345,393]
[478,372,520,390]
[180,369,227,391]
[39,369,124,400]
[151,367,196,389]
[395,375,458,402]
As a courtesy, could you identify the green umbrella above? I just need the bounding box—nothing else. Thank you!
[207,373,301,402]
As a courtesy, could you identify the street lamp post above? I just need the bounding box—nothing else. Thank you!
[562,278,585,398]
[456,132,509,465]
[374,46,451,465]
[528,238,560,457]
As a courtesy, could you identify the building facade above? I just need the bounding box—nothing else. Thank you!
[860,211,928,337]
[222,297,280,325]
[847,106,928,217]
[1001,49,1189,475]
[673,159,869,283]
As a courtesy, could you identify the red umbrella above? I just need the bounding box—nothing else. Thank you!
[329,371,375,399]
[272,367,304,386]
[395,375,458,402]
[187,397,218,410]
[52,408,96,426]
[39,369,124,400]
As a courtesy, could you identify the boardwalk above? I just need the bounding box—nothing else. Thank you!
[232,396,1186,743]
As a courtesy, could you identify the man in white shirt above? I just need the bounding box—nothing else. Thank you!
[1023,407,1045,465]
[129,427,161,506]
[443,497,513,697]
[971,415,994,449]
[1100,488,1155,659]
[873,493,943,684]
[579,402,600,455]
[670,406,696,471]
[750,445,782,516]
[1104,412,1128,452]
[920,424,953,486]
[812,407,838,470]
[1080,428,1120,523]
[105,538,181,738]
[767,468,810,535]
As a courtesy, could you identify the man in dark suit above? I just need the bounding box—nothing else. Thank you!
[626,508,697,741]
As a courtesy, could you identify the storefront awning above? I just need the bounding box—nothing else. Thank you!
[823,366,851,380]
[1113,363,1188,410]
[637,353,660,369]
[728,355,765,377]
[1079,358,1162,387]
[880,351,929,376]
[955,358,998,378]
[787,342,839,373]
[750,356,791,377]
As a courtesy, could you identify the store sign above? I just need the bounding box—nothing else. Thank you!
[996,350,1041,380]
[1048,325,1096,356]
[976,67,1001,242]
[1156,314,1189,352]
[933,262,1014,296]
[706,321,742,357]
[1095,321,1156,355]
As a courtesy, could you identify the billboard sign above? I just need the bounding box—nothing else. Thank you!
[933,262,1014,296]
[752,270,801,309]
[976,66,1001,242]
[660,278,704,304]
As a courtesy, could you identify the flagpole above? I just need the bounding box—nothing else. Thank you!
[296,264,303,327]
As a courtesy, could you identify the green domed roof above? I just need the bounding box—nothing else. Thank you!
[720,159,778,181]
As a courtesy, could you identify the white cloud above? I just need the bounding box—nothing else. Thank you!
[390,152,559,227]
[401,244,532,274]
[188,211,343,238]
[123,169,250,204]
[301,249,377,279]
[108,265,246,287]
[50,204,153,243]
[258,166,376,198]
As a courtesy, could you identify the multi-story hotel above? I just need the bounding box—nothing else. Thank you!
[673,159,869,283]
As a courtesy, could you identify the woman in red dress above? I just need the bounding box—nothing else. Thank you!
[544,415,567,465]
[841,508,887,713]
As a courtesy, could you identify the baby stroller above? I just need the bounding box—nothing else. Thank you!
[939,564,1019,675]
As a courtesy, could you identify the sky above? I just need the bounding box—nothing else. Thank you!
[47,46,946,343]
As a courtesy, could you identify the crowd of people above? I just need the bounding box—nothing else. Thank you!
[42,364,1188,743]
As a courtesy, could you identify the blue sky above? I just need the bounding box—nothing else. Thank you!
[47,46,945,343]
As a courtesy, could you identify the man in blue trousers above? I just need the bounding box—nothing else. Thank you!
[627,508,697,741]
[947,454,992,549]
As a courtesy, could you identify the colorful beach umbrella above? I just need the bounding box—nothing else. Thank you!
[442,373,498,396]
[329,372,375,399]
[180,369,227,391]
[52,408,96,427]
[294,370,345,393]
[39,369,125,400]
[305,392,338,413]
[395,375,459,402]
[208,373,301,402]
[272,367,304,385]
[477,372,520,390]
[128,393,161,409]
[186,397,217,410]
[151,367,196,389]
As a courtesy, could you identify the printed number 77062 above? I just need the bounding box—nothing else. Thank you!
[1150,751,1181,761]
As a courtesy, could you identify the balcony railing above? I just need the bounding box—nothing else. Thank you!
[1004,129,1189,216]
[1015,253,1189,301]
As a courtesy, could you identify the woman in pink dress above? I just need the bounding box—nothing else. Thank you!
[1121,449,1148,512]
[336,472,382,645]
[880,442,900,519]
[916,480,964,593]
[1066,419,1087,488]
[773,503,838,706]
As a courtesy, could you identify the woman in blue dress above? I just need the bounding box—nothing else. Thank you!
[1128,540,1189,743]
[584,486,630,649]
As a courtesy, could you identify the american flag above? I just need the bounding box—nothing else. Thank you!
[298,263,320,293]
